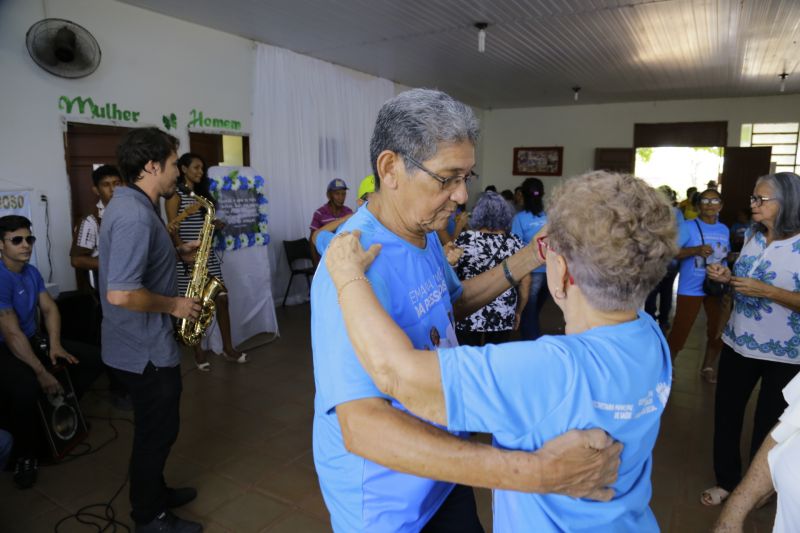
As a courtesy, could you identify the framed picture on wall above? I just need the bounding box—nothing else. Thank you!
[512,146,564,176]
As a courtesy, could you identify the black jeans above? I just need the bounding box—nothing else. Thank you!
[113,363,182,525]
[644,265,679,327]
[713,345,800,491]
[456,329,511,347]
[0,339,102,459]
[421,484,484,533]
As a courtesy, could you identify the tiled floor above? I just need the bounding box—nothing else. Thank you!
[0,300,778,532]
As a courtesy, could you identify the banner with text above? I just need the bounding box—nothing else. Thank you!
[207,167,269,252]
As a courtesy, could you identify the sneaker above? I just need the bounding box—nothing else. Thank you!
[135,510,202,533]
[166,486,197,508]
[13,457,38,489]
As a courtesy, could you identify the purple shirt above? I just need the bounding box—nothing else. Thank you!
[309,203,353,234]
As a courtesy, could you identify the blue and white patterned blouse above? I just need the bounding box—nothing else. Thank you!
[722,229,800,363]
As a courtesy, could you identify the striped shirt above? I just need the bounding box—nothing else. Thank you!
[174,189,224,295]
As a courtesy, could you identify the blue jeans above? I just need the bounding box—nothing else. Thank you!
[520,272,549,340]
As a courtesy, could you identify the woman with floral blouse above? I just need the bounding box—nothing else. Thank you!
[453,191,530,345]
[702,172,800,507]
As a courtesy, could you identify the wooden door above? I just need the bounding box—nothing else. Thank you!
[594,148,635,173]
[64,123,133,289]
[188,132,224,167]
[188,132,251,167]
[719,147,772,227]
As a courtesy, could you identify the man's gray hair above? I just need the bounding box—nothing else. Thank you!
[369,89,479,189]
[754,172,800,239]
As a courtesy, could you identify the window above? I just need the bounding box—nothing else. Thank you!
[740,122,800,174]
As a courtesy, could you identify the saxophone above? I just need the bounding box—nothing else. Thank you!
[176,192,226,346]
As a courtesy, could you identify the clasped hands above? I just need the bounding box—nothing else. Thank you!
[706,264,773,298]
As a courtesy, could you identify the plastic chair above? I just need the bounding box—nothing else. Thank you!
[282,238,315,306]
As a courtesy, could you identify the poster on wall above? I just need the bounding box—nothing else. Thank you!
[512,146,564,176]
[207,167,269,252]
[0,191,37,266]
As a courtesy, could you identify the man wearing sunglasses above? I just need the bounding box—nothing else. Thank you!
[0,215,101,489]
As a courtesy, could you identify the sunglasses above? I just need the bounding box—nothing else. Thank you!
[4,235,36,246]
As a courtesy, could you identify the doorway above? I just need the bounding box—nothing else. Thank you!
[634,146,724,203]
[188,132,250,168]
[64,122,133,289]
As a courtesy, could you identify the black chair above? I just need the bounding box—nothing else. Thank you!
[282,238,315,306]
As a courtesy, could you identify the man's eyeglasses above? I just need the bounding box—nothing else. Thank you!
[749,195,776,207]
[699,198,722,205]
[4,235,36,246]
[402,154,478,191]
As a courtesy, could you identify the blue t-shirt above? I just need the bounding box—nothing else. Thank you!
[311,206,465,532]
[0,262,46,342]
[511,210,547,273]
[676,219,730,296]
[314,230,335,256]
[439,312,671,532]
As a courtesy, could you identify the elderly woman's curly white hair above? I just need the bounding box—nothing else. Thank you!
[547,171,678,311]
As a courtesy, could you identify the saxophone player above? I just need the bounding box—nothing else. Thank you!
[99,128,203,533]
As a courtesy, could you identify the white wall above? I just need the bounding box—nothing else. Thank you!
[479,94,800,196]
[0,0,253,291]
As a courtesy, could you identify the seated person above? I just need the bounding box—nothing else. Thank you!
[70,165,123,289]
[311,174,374,255]
[325,171,677,531]
[309,179,354,263]
[0,215,102,489]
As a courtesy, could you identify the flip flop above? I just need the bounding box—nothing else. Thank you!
[222,351,248,364]
[195,361,211,372]
[700,367,717,384]
[700,486,730,506]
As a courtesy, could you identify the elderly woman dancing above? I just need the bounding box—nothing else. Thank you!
[325,171,677,531]
[453,191,530,346]
[700,172,800,507]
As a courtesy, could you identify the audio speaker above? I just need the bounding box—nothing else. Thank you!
[37,365,88,460]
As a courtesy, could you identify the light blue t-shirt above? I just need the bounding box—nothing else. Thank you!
[314,230,335,256]
[511,210,547,273]
[439,311,671,532]
[311,206,465,533]
[676,219,730,296]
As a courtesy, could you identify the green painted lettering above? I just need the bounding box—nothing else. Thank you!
[58,95,95,114]
[131,112,140,122]
[123,110,131,121]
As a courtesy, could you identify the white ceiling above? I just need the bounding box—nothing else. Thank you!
[119,0,800,109]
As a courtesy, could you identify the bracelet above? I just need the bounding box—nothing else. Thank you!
[337,276,370,302]
[502,259,518,287]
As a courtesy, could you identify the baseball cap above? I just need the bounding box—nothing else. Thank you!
[327,179,348,191]
[357,175,376,200]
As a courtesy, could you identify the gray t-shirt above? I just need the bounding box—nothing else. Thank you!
[98,185,179,373]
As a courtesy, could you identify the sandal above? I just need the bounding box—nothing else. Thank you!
[222,351,248,364]
[195,361,211,372]
[700,367,717,384]
[700,486,730,506]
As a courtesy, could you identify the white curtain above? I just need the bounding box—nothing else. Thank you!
[252,43,394,305]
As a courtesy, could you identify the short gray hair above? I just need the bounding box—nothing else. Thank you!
[754,172,800,239]
[548,171,678,311]
[369,89,479,189]
[469,191,515,232]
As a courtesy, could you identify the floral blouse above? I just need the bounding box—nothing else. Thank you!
[454,230,524,332]
[722,229,800,362]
